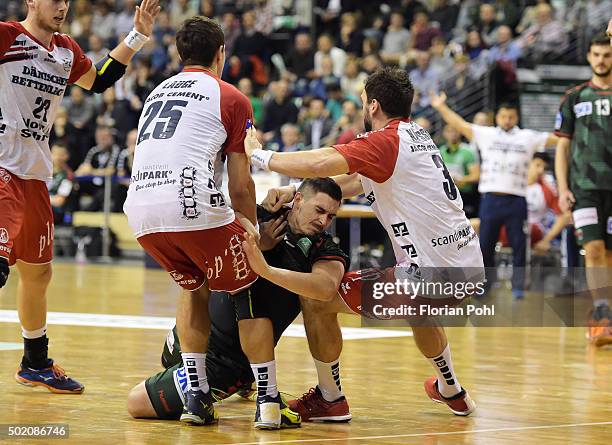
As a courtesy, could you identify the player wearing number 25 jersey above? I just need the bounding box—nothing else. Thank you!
[0,0,160,395]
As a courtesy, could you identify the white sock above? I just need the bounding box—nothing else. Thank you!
[22,325,47,339]
[181,352,209,393]
[251,360,278,398]
[428,344,461,398]
[314,358,343,402]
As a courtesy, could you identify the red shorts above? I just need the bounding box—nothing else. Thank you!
[137,219,258,293]
[0,168,54,266]
[338,267,472,322]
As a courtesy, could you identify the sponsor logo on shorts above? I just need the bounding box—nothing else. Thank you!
[228,234,251,280]
[38,221,53,258]
[0,228,9,244]
[207,256,224,281]
[174,366,189,400]
[0,168,11,185]
[170,271,184,281]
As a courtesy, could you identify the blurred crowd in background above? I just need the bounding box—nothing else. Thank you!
[1,0,609,227]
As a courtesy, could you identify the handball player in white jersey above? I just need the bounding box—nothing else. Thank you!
[123,17,258,426]
[242,67,484,418]
[0,0,160,394]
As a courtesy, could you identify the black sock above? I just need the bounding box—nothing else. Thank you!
[22,335,51,370]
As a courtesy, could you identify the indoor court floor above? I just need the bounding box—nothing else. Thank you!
[0,262,610,444]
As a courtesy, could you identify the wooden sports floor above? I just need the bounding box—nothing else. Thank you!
[0,262,610,445]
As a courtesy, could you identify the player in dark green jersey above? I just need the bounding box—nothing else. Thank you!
[554,33,612,346]
[126,178,349,428]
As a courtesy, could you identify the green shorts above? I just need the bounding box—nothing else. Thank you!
[572,188,612,249]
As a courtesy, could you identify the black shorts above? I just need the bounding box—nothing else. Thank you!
[572,188,612,249]
[145,286,301,419]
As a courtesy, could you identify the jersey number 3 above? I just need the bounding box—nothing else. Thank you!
[431,154,458,200]
[138,100,188,144]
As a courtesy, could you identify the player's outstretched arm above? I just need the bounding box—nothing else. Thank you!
[242,233,344,301]
[332,173,363,198]
[228,152,258,226]
[430,91,474,141]
[76,0,161,91]
[244,126,350,178]
[555,137,575,213]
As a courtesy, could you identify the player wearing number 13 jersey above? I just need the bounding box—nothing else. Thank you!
[124,17,258,427]
[0,0,160,394]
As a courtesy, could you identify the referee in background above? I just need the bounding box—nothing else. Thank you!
[431,93,558,298]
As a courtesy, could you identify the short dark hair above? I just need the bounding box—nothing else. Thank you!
[298,178,342,203]
[176,16,225,67]
[533,152,551,164]
[589,32,611,51]
[496,102,519,113]
[364,67,414,118]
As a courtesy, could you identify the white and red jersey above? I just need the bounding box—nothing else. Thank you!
[334,119,483,270]
[0,22,91,181]
[527,178,559,227]
[123,69,254,237]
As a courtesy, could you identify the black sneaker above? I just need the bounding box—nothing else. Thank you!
[180,389,218,425]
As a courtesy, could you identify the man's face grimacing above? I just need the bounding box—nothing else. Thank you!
[289,191,340,236]
[28,0,70,33]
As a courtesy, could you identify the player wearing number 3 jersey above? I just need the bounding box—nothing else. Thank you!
[0,0,160,394]
[123,17,258,426]
[244,67,484,418]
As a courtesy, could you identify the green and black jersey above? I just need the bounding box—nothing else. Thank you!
[554,81,612,191]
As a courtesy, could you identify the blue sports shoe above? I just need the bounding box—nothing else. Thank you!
[180,389,218,425]
[15,361,84,394]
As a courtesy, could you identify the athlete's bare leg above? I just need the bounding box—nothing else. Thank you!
[300,297,343,363]
[16,261,51,332]
[238,318,274,363]
[412,325,447,358]
[176,286,211,355]
[127,381,157,418]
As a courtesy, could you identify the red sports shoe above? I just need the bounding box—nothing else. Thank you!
[287,387,352,422]
[424,377,475,416]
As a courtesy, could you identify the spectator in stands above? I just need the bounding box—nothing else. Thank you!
[431,93,559,298]
[238,77,263,125]
[439,124,480,218]
[153,11,176,49]
[339,12,363,56]
[63,87,96,164]
[262,79,299,143]
[324,82,345,122]
[252,0,275,35]
[228,10,268,86]
[116,129,138,212]
[96,87,137,146]
[381,11,411,64]
[328,99,363,145]
[49,144,75,225]
[363,16,385,47]
[567,0,612,37]
[516,0,550,34]
[278,123,304,153]
[488,25,522,68]
[308,55,340,99]
[170,0,197,29]
[303,97,334,149]
[115,0,136,38]
[75,126,122,212]
[86,34,108,64]
[455,0,481,32]
[410,51,440,109]
[429,35,454,73]
[495,0,521,30]
[50,107,79,169]
[314,0,342,36]
[315,34,347,78]
[92,0,116,43]
[283,32,316,82]
[71,13,94,51]
[519,3,568,64]
[220,11,241,57]
[441,54,485,121]
[431,0,460,38]
[400,0,428,28]
[340,57,368,100]
[464,29,487,60]
[410,11,443,51]
[477,3,499,47]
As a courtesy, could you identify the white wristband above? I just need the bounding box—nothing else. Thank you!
[124,29,149,52]
[255,223,260,232]
[251,149,273,171]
